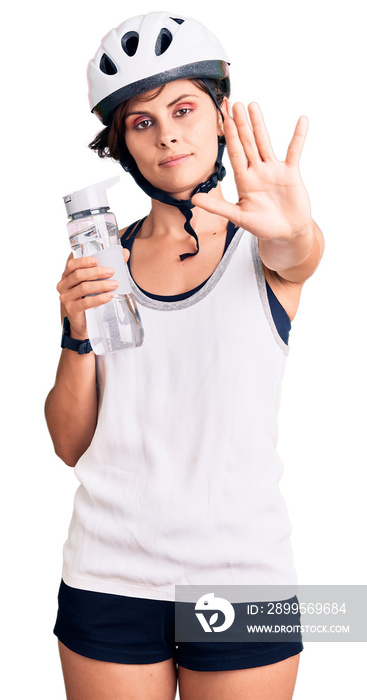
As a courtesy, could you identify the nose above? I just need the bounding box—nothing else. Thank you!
[160,137,177,146]
[156,119,178,147]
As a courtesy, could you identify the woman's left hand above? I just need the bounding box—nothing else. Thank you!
[192,102,312,242]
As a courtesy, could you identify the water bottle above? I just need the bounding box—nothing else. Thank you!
[63,176,144,354]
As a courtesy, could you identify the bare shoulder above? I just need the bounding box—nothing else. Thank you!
[263,265,304,322]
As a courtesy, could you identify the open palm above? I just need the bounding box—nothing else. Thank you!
[192,102,312,241]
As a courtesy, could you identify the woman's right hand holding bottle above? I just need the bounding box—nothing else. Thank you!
[56,249,130,340]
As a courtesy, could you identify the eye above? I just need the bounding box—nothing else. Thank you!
[135,119,153,130]
[175,108,192,117]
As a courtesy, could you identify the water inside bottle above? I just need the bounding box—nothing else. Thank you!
[86,293,144,355]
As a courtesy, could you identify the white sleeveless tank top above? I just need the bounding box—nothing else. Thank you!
[62,228,298,601]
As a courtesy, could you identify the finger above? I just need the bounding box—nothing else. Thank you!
[231,102,262,165]
[68,291,117,316]
[58,264,116,294]
[221,116,250,197]
[81,291,116,309]
[191,192,245,228]
[122,247,130,263]
[61,283,119,325]
[62,255,99,278]
[285,115,309,166]
[223,114,249,172]
[247,102,276,161]
[63,278,120,303]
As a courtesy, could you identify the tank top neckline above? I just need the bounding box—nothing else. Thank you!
[120,219,291,346]
[120,219,238,302]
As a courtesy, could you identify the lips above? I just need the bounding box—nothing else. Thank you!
[159,153,192,166]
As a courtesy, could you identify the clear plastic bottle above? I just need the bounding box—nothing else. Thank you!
[63,176,144,354]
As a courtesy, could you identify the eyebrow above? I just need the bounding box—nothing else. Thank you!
[125,94,198,118]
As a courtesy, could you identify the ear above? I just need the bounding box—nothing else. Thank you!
[217,97,230,135]
[221,97,230,118]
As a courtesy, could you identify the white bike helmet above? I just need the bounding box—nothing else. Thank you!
[87,11,230,126]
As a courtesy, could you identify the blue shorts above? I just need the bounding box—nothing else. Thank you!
[53,580,303,672]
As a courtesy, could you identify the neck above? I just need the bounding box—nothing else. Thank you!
[143,183,228,241]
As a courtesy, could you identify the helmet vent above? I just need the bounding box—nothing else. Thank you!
[121,31,139,57]
[155,28,173,56]
[170,17,185,24]
[99,53,117,75]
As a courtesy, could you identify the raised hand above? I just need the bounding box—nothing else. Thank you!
[192,102,312,243]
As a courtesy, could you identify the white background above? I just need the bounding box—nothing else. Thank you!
[2,0,366,697]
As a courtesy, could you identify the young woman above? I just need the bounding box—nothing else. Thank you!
[45,11,324,700]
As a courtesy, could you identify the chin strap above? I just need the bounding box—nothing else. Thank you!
[118,82,226,260]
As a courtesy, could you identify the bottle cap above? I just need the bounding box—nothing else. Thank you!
[63,176,120,216]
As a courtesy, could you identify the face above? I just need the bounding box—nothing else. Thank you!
[124,79,226,200]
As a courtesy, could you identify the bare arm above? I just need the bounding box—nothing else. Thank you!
[45,342,98,467]
[45,250,129,466]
